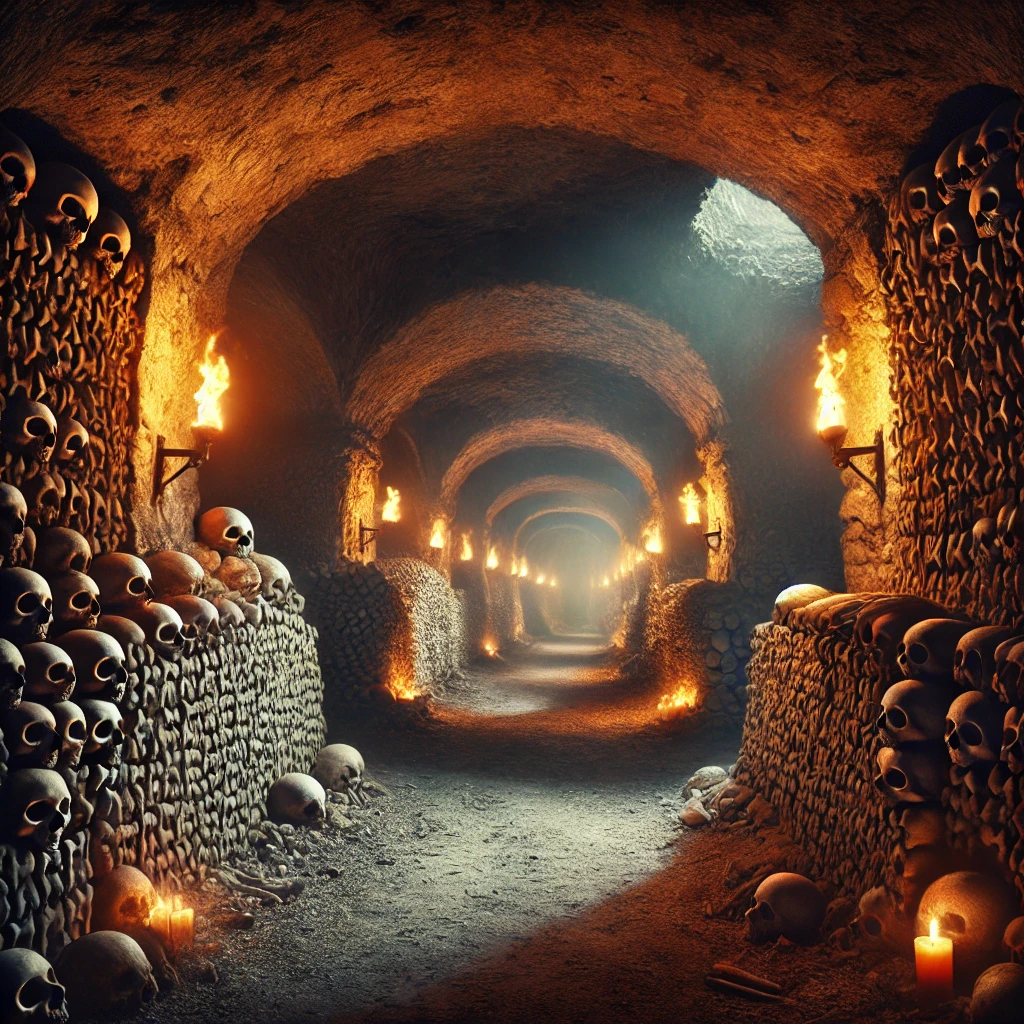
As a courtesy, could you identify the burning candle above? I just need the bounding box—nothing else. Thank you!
[148,900,171,946]
[915,918,953,1008]
[170,905,195,952]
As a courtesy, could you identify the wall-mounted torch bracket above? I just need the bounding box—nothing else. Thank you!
[703,521,723,551]
[829,429,886,505]
[152,431,214,504]
[358,521,379,553]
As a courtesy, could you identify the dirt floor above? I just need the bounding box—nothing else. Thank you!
[139,637,935,1024]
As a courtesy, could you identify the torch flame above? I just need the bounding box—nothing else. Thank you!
[815,334,848,442]
[657,681,698,721]
[460,532,473,561]
[519,558,529,578]
[192,336,230,430]
[549,577,557,587]
[483,639,499,658]
[601,576,610,587]
[537,573,546,585]
[510,557,519,576]
[680,483,701,525]
[388,675,421,701]
[430,519,446,549]
[486,546,499,570]
[381,486,401,523]
[643,527,663,554]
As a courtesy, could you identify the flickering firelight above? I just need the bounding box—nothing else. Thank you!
[486,546,498,570]
[815,333,848,445]
[381,486,401,522]
[657,682,698,722]
[680,483,701,525]
[460,532,473,561]
[429,519,446,549]
[914,918,953,1009]
[643,527,663,554]
[193,335,230,431]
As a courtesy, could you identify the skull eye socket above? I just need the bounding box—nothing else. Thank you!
[19,974,57,1009]
[66,720,86,742]
[70,591,93,611]
[180,623,199,640]
[95,656,117,679]
[961,145,987,170]
[225,526,242,540]
[885,707,907,731]
[93,720,113,742]
[65,435,84,453]
[908,643,929,665]
[100,235,122,254]
[938,226,958,246]
[986,131,1010,153]
[69,554,88,572]
[908,189,927,211]
[156,624,182,645]
[0,155,26,182]
[24,799,52,825]
[302,801,320,819]
[980,190,1000,213]
[25,416,52,438]
[47,662,70,681]
[127,576,148,596]
[862,915,882,937]
[958,721,984,747]
[15,592,40,616]
[883,767,908,789]
[23,721,50,746]
[59,195,86,221]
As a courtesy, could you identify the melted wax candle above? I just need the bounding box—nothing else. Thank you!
[914,918,953,1008]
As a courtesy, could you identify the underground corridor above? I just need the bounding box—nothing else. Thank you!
[1,2,1024,1022]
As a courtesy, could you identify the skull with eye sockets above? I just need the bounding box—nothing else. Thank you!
[0,484,27,566]
[77,699,123,768]
[0,638,26,709]
[0,125,36,207]
[24,162,98,248]
[0,568,52,644]
[0,768,70,852]
[51,700,86,771]
[55,630,127,703]
[46,571,100,636]
[22,643,75,703]
[1,701,59,769]
[120,603,184,661]
[89,553,153,612]
[1,399,57,465]
[0,946,67,1022]
[197,507,254,558]
[33,528,92,577]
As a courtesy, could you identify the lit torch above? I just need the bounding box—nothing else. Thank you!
[510,557,519,576]
[815,334,848,446]
[518,558,529,578]
[657,681,698,722]
[486,546,499,570]
[193,336,230,431]
[643,527,663,554]
[430,519,446,549]
[381,486,401,523]
[460,532,473,561]
[680,483,701,526]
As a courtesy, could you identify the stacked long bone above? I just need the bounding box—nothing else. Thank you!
[766,586,1024,994]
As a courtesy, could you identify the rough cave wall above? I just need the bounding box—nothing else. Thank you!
[0,604,323,958]
[487,573,521,647]
[0,207,141,550]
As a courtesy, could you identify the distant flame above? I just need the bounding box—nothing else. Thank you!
[657,681,698,721]
[483,639,499,658]
[537,573,546,585]
[486,547,499,570]
[643,528,663,554]
[192,336,230,430]
[601,576,610,587]
[389,674,421,701]
[680,483,701,525]
[510,557,519,576]
[549,577,557,587]
[815,333,848,442]
[430,519,446,549]
[381,486,401,523]
[460,532,473,561]
[519,558,529,578]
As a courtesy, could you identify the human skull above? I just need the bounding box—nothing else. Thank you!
[0,484,27,564]
[33,528,91,577]
[22,474,62,529]
[214,555,261,599]
[956,124,989,190]
[160,595,218,640]
[771,584,833,626]
[89,553,153,611]
[250,552,294,604]
[1002,707,1024,771]
[897,618,976,681]
[971,963,1024,1024]
[1,701,59,770]
[972,517,1001,573]
[854,594,949,649]
[945,690,1009,767]
[917,872,1017,987]
[877,679,957,743]
[46,571,100,636]
[997,499,1023,565]
[53,416,88,466]
[854,885,913,952]
[1,399,56,464]
[0,568,52,644]
[312,744,364,793]
[0,125,36,207]
[745,872,826,945]
[197,507,254,557]
[24,162,98,248]
[84,208,131,277]
[935,128,977,201]
[90,866,158,933]
[901,163,944,224]
[121,602,184,660]
[144,550,204,600]
[51,701,86,771]
[0,638,26,708]
[77,699,123,767]
[977,98,1022,164]
[267,773,326,826]
[970,153,1021,235]
[22,642,76,703]
[95,613,146,649]
[54,932,158,1017]
[211,596,245,634]
[896,806,947,851]
[0,768,70,852]
[994,638,1024,704]
[874,746,948,803]
[933,193,979,259]
[55,630,127,702]
[954,625,1014,690]
[1004,917,1024,965]
[0,947,66,1022]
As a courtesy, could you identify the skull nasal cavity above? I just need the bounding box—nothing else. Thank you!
[908,643,929,665]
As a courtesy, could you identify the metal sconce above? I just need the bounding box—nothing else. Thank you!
[152,429,215,503]
[358,521,378,553]
[821,426,886,504]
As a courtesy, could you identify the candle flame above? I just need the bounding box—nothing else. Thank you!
[460,532,473,561]
[381,486,401,523]
[643,527,663,554]
[192,336,230,430]
[657,681,698,721]
[680,483,701,525]
[930,918,939,942]
[429,519,446,549]
[486,546,498,570]
[815,334,848,441]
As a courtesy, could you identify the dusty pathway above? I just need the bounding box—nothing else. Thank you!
[143,638,742,1024]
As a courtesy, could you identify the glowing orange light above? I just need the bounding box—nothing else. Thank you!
[510,557,519,576]
[430,519,446,549]
[460,532,473,561]
[536,573,546,585]
[657,681,699,721]
[193,335,230,430]
[483,639,499,658]
[680,483,701,525]
[381,486,401,523]
[815,333,848,443]
[601,576,610,587]
[643,527,663,554]
[549,577,557,587]
[519,558,529,578]
[389,675,421,701]
[486,546,499,570]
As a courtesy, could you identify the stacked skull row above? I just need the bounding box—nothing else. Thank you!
[1,121,130,276]
[881,93,1024,624]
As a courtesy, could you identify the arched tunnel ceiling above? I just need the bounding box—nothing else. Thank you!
[491,487,636,548]
[347,285,725,441]
[485,478,637,534]
[516,512,622,555]
[401,354,699,496]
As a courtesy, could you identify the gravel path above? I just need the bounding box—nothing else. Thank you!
[141,637,741,1024]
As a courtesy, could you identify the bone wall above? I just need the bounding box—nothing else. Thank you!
[0,605,323,959]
